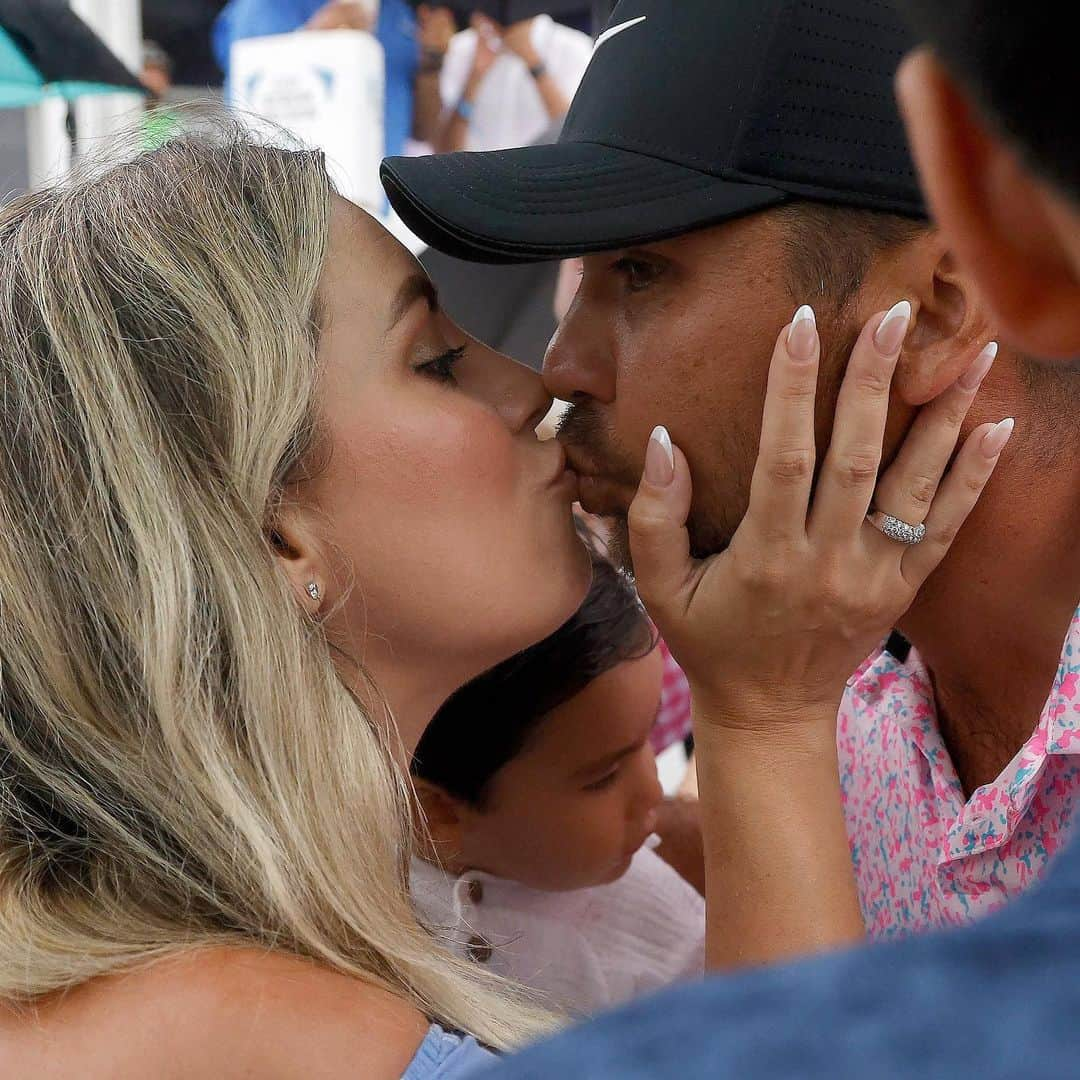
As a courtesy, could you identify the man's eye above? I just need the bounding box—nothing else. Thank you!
[417,345,466,383]
[611,257,661,293]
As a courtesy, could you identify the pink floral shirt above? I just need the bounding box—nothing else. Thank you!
[838,606,1080,938]
[650,638,692,754]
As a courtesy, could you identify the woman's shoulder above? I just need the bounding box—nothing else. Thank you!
[0,946,431,1080]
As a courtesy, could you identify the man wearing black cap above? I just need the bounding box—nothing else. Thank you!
[384,0,1080,943]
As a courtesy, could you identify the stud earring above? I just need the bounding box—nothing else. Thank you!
[306,581,321,603]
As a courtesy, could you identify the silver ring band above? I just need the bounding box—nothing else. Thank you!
[866,510,926,545]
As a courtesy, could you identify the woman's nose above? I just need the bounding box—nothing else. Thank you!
[475,342,554,434]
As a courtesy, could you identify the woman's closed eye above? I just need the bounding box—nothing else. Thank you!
[417,344,466,384]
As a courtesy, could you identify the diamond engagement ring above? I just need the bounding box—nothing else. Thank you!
[866,510,926,545]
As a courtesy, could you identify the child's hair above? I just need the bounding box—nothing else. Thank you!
[412,555,657,806]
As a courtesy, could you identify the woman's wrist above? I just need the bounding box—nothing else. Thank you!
[692,711,841,768]
[690,681,848,740]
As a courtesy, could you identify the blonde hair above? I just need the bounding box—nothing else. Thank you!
[0,130,550,1049]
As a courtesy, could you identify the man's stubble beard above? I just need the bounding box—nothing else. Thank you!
[558,403,751,576]
[556,315,854,578]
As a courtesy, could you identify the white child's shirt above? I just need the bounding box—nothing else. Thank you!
[439,14,594,151]
[410,842,705,1018]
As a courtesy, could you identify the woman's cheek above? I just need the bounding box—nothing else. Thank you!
[383,403,519,500]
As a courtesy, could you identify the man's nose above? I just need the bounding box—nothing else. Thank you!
[542,305,616,405]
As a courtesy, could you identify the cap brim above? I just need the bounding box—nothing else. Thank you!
[380,142,790,265]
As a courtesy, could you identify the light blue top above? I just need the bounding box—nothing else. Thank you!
[212,0,418,158]
[401,1025,495,1079]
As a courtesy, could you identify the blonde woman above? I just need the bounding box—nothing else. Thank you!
[0,134,588,1077]
[0,131,999,1078]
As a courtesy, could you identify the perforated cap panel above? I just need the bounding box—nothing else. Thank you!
[730,0,923,214]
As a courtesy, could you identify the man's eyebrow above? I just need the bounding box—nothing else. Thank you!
[388,274,439,329]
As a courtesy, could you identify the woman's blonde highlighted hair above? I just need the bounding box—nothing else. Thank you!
[0,129,548,1049]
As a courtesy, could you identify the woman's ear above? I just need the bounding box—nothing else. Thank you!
[270,502,329,617]
[892,240,994,407]
[897,49,1080,359]
[412,778,467,870]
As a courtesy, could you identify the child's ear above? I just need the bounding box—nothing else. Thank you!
[412,779,468,870]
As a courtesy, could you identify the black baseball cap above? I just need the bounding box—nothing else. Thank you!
[381,0,926,264]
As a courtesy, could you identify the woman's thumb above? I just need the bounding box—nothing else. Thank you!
[627,426,696,622]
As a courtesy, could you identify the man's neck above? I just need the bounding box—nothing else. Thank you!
[897,453,1080,797]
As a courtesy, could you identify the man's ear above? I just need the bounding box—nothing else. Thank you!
[269,500,330,617]
[893,239,993,407]
[412,778,468,870]
[897,49,1080,359]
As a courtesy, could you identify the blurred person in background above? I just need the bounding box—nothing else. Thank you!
[896,4,1080,368]
[415,5,592,398]
[142,0,230,88]
[213,0,420,158]
[427,8,591,152]
[139,40,174,102]
[413,4,459,147]
[139,40,182,149]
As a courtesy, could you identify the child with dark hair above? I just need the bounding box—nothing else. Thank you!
[410,555,704,1017]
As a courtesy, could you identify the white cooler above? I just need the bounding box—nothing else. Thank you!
[230,29,387,218]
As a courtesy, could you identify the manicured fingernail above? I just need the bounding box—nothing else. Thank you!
[957,341,998,391]
[981,417,1014,457]
[786,304,818,362]
[873,300,912,355]
[644,425,674,486]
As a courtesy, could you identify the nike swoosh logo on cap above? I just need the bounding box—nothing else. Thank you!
[593,15,647,51]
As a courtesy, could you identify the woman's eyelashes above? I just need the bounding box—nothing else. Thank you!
[417,344,466,384]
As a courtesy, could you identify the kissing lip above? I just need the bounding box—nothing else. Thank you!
[559,441,602,481]
[576,473,634,517]
[558,440,638,515]
[546,442,581,499]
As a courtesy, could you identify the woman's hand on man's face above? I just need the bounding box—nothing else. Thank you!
[626,302,1009,731]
